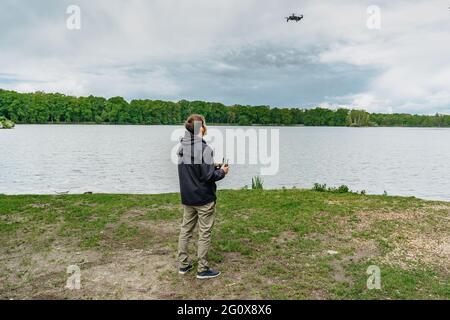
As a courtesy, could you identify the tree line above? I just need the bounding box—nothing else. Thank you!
[1,89,449,127]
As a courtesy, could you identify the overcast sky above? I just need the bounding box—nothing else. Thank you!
[1,0,449,114]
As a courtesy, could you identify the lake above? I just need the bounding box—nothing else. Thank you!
[1,125,449,201]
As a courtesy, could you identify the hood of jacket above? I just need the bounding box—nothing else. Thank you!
[178,130,206,164]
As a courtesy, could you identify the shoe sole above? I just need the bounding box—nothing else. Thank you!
[178,267,193,275]
[196,272,221,279]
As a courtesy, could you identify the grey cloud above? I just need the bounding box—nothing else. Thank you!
[219,45,318,69]
[0,0,449,113]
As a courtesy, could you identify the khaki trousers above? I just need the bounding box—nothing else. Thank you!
[178,201,216,272]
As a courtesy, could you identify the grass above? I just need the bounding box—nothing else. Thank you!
[0,189,448,299]
[251,176,264,190]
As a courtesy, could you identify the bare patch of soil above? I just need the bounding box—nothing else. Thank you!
[272,231,298,245]
[381,232,450,272]
[0,245,176,299]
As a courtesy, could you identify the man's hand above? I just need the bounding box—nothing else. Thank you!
[221,164,229,175]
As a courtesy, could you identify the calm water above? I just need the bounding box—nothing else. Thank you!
[1,125,449,201]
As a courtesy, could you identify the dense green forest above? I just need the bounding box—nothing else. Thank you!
[1,89,449,127]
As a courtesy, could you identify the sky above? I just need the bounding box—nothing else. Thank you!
[0,0,450,114]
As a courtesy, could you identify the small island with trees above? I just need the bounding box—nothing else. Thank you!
[0,116,15,129]
[0,89,449,127]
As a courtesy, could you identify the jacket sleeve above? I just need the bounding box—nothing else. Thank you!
[199,144,226,182]
[199,163,225,182]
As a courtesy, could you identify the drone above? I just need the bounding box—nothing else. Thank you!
[286,13,303,22]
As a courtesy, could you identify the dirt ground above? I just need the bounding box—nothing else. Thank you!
[0,191,449,299]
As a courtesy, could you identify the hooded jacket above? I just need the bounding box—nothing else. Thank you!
[177,131,225,206]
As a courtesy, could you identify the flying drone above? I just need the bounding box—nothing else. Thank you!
[286,13,303,22]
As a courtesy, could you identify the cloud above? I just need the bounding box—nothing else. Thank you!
[315,0,450,114]
[0,0,449,113]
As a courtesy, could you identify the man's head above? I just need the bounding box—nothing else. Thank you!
[185,114,207,136]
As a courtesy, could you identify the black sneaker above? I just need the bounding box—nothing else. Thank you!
[196,268,221,279]
[179,264,193,275]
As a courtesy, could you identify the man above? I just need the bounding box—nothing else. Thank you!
[177,114,229,279]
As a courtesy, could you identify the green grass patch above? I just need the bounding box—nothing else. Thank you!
[0,189,448,299]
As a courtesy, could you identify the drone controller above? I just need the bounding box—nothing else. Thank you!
[215,158,229,170]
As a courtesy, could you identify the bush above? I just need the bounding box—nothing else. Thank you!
[336,185,349,193]
[0,116,15,129]
[312,183,352,194]
[251,176,264,190]
[313,183,328,192]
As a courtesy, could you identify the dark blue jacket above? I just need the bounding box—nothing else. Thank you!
[177,131,225,206]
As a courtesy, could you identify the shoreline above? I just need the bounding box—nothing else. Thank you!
[1,190,449,203]
[8,122,450,129]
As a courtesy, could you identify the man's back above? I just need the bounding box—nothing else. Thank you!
[177,130,225,206]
